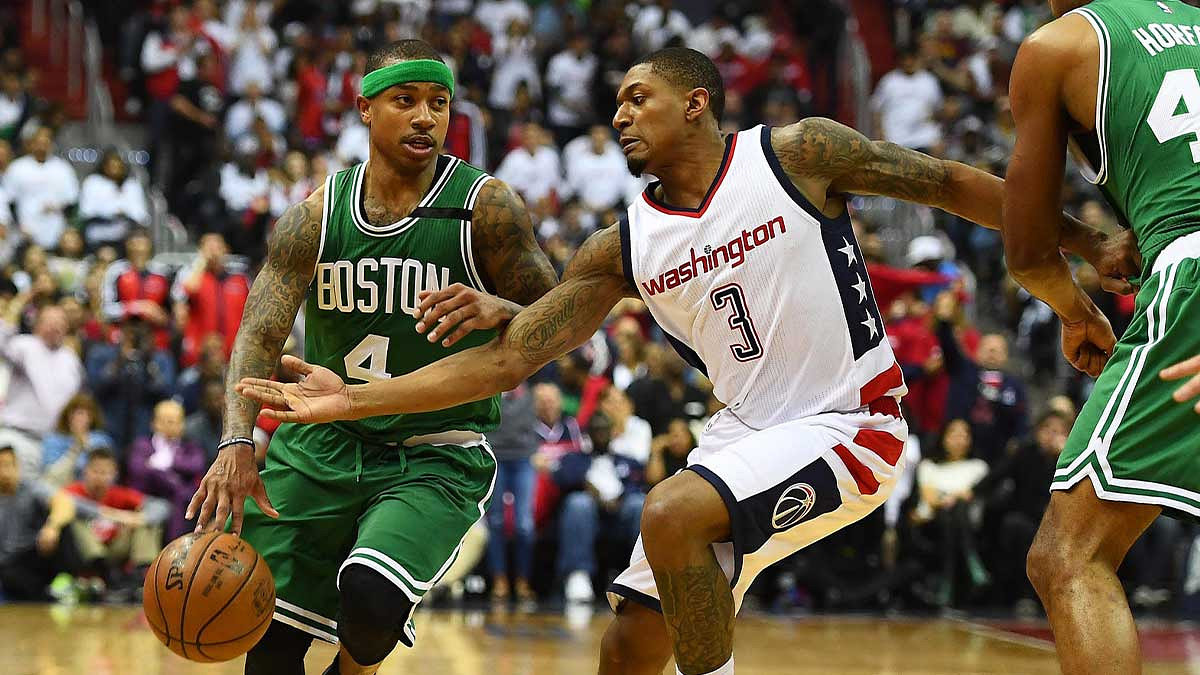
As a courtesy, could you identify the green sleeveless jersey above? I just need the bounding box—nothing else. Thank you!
[1069,0,1200,271]
[306,155,500,443]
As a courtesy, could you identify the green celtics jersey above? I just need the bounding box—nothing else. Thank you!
[306,155,500,443]
[1070,0,1200,271]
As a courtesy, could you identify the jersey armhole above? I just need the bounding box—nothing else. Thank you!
[757,125,842,224]
[1068,7,1111,185]
[313,174,333,280]
[617,215,639,295]
[460,173,492,293]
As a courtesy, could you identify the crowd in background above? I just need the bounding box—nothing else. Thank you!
[0,0,1195,617]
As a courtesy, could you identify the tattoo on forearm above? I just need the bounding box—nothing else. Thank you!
[472,180,559,305]
[772,118,950,204]
[657,562,735,673]
[222,194,321,439]
[503,225,628,366]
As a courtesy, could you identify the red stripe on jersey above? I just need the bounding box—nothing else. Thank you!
[868,397,901,419]
[641,134,738,218]
[853,428,904,466]
[859,362,903,406]
[832,443,879,496]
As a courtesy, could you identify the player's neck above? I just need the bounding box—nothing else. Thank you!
[363,153,439,205]
[653,132,728,210]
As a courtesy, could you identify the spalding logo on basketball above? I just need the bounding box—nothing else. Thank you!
[772,483,816,530]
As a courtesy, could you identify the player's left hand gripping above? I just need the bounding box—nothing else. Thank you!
[1091,228,1142,295]
[1060,302,1115,378]
[236,354,354,424]
[414,283,516,348]
[1160,354,1200,412]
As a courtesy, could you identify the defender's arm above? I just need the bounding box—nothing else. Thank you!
[237,225,633,422]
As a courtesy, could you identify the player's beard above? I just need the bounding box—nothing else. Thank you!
[626,155,647,178]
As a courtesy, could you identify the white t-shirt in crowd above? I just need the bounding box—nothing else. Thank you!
[474,0,531,38]
[225,96,287,140]
[495,145,563,205]
[219,163,270,212]
[78,174,149,225]
[563,137,631,211]
[609,415,653,465]
[545,50,598,128]
[917,457,988,500]
[871,68,944,150]
[3,155,80,249]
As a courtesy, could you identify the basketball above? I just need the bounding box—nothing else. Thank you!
[142,532,275,663]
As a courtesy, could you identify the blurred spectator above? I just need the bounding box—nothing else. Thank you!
[219,142,272,264]
[172,232,249,367]
[555,412,645,603]
[167,50,224,225]
[100,229,173,348]
[0,445,78,601]
[626,345,708,435]
[939,318,1027,463]
[141,5,204,173]
[78,150,149,251]
[599,386,652,466]
[632,0,692,52]
[335,114,369,167]
[645,418,694,487]
[0,302,83,476]
[545,34,597,146]
[228,8,277,95]
[184,378,224,464]
[474,0,532,42]
[913,419,989,606]
[870,47,944,152]
[486,384,539,604]
[489,18,541,112]
[496,123,562,207]
[46,230,90,301]
[0,70,32,143]
[126,400,204,540]
[270,151,316,217]
[86,320,176,451]
[176,333,228,413]
[531,382,587,527]
[41,394,115,490]
[225,81,287,143]
[63,448,166,599]
[563,125,632,214]
[3,127,79,249]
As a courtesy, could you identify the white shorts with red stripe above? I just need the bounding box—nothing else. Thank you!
[607,401,907,615]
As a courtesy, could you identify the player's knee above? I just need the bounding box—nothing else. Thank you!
[1026,527,1076,597]
[244,620,312,675]
[337,564,414,665]
[641,473,727,552]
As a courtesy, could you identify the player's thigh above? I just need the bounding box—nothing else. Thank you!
[349,442,497,601]
[242,426,364,642]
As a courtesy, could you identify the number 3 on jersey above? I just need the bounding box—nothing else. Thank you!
[345,334,392,382]
[1148,68,1200,163]
[711,283,763,361]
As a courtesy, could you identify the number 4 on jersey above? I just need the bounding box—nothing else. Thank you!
[345,334,392,382]
[1148,68,1200,163]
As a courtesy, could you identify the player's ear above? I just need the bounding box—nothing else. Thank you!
[358,95,372,125]
[684,88,711,123]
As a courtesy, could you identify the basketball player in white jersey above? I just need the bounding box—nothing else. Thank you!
[234,48,1137,675]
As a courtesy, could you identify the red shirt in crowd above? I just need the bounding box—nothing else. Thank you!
[64,481,145,544]
[101,260,174,350]
[175,268,250,367]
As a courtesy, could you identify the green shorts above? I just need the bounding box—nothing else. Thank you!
[1054,253,1200,520]
[240,422,496,645]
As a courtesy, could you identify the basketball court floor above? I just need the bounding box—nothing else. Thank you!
[2,604,1199,674]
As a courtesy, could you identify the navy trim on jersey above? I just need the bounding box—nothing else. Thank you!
[758,125,832,223]
[641,133,736,218]
[607,583,663,614]
[617,216,637,290]
[760,125,885,360]
[687,465,744,587]
[663,331,708,377]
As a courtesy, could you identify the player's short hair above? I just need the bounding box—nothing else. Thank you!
[85,447,117,466]
[0,445,14,459]
[365,39,445,75]
[634,47,726,124]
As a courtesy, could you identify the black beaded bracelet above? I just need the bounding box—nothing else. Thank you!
[216,437,255,452]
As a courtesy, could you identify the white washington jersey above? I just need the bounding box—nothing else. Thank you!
[619,125,907,429]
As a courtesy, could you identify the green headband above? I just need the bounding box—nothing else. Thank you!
[361,59,455,99]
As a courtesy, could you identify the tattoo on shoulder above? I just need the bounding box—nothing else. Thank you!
[472,179,559,305]
[772,118,949,203]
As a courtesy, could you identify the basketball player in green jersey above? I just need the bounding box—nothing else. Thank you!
[183,40,557,675]
[1003,1,1200,672]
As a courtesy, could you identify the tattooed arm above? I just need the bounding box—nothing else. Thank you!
[186,185,324,533]
[413,179,559,347]
[770,118,1139,292]
[235,225,632,423]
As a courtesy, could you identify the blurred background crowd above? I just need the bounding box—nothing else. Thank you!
[0,0,1197,619]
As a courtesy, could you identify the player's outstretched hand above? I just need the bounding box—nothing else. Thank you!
[1160,354,1200,412]
[1087,228,1142,295]
[1060,300,1116,378]
[186,443,277,537]
[414,283,519,348]
[236,354,354,424]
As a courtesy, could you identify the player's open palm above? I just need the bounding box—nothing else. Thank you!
[1060,302,1116,378]
[236,354,354,424]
